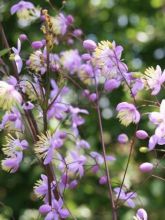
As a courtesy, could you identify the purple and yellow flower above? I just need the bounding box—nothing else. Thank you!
[10,1,34,15]
[144,65,165,95]
[116,102,140,126]
[114,187,137,208]
[0,81,22,110]
[93,40,128,81]
[1,135,28,173]
[35,131,66,165]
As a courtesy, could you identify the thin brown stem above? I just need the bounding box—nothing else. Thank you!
[94,78,117,220]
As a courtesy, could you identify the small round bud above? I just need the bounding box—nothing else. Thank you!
[73,29,83,37]
[136,130,148,140]
[39,204,51,214]
[117,133,129,144]
[31,41,43,50]
[82,89,90,98]
[83,39,97,51]
[69,180,78,189]
[104,79,120,92]
[67,15,74,25]
[139,162,153,173]
[81,53,91,61]
[99,176,107,185]
[91,165,99,173]
[139,147,148,153]
[67,38,74,45]
[19,34,28,41]
[89,93,97,102]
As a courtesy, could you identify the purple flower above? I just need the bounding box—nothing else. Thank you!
[1,135,28,173]
[148,100,165,150]
[11,39,23,73]
[10,1,34,15]
[117,133,129,144]
[135,208,148,220]
[39,198,69,220]
[116,102,140,126]
[60,50,81,74]
[35,131,66,165]
[139,162,154,173]
[0,107,24,131]
[60,151,86,177]
[69,106,88,136]
[93,41,128,82]
[99,176,107,185]
[51,13,70,36]
[144,65,165,95]
[76,140,90,149]
[34,174,56,201]
[47,80,68,120]
[114,187,137,208]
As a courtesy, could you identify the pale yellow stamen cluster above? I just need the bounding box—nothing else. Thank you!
[0,81,22,110]
[35,132,51,160]
[93,40,113,66]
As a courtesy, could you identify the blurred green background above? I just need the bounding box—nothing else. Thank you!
[0,0,165,219]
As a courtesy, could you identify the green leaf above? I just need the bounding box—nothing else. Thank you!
[0,48,10,57]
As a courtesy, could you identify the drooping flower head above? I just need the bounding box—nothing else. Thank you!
[39,198,69,219]
[114,187,137,208]
[10,1,40,27]
[116,102,140,126]
[35,131,66,165]
[28,49,47,74]
[10,1,34,15]
[148,99,165,150]
[93,40,128,81]
[144,65,165,95]
[0,81,22,110]
[1,135,28,173]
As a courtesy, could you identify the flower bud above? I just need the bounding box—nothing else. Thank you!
[139,162,153,173]
[139,147,148,153]
[91,165,99,173]
[69,180,78,189]
[31,41,43,50]
[99,176,107,185]
[81,53,91,61]
[117,133,128,144]
[73,29,83,37]
[104,79,120,92]
[67,15,74,25]
[132,72,142,78]
[89,93,97,102]
[83,39,97,51]
[19,34,28,41]
[39,204,51,214]
[136,130,148,140]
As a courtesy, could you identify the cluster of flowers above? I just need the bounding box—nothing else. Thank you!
[0,1,165,219]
